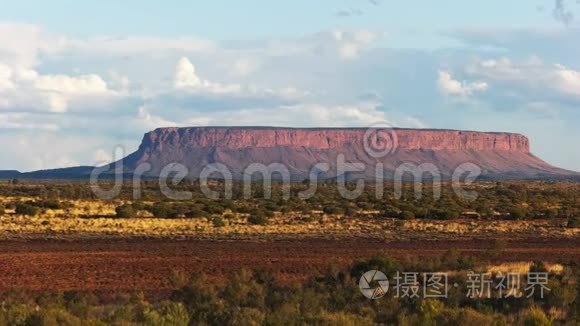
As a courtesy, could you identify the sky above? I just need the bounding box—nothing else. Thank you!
[0,0,579,171]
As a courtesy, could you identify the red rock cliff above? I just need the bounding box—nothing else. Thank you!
[139,127,530,152]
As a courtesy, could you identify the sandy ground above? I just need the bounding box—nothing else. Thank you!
[0,238,577,299]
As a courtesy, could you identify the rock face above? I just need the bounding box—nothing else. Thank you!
[118,127,575,180]
[139,127,530,152]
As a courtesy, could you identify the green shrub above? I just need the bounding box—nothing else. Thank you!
[248,213,269,225]
[142,301,190,326]
[34,199,66,209]
[25,308,82,326]
[204,203,225,215]
[429,208,459,220]
[147,204,175,219]
[567,217,580,228]
[15,203,39,216]
[522,306,551,326]
[507,207,526,220]
[115,204,135,218]
[401,211,415,220]
[213,217,226,227]
[185,209,209,219]
[322,206,343,215]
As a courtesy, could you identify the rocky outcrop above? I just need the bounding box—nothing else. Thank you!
[118,127,575,180]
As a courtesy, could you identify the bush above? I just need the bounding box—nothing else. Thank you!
[115,204,135,218]
[567,216,580,228]
[522,306,551,326]
[34,199,66,209]
[147,204,175,219]
[204,203,225,215]
[185,209,209,219]
[507,207,526,220]
[15,203,39,216]
[248,213,269,225]
[213,217,226,227]
[323,206,343,215]
[401,211,415,220]
[429,208,459,220]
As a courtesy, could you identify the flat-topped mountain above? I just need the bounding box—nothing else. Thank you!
[117,127,574,180]
[138,127,531,151]
[1,126,577,180]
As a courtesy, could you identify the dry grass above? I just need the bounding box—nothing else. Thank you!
[486,262,564,275]
[0,198,578,240]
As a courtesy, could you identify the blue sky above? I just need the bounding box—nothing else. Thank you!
[0,1,562,41]
[0,0,579,171]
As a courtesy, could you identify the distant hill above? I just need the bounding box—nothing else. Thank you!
[0,170,21,179]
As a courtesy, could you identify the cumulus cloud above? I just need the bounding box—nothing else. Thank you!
[467,57,580,97]
[174,57,241,94]
[437,70,488,97]
[136,105,177,130]
[0,24,119,114]
[0,23,66,67]
[332,30,379,59]
[0,66,115,113]
[0,64,16,91]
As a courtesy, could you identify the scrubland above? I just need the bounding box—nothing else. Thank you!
[0,196,577,240]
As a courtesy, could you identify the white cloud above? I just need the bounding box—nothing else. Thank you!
[0,24,116,113]
[468,57,580,97]
[34,74,108,95]
[553,67,580,96]
[136,105,177,130]
[92,148,114,165]
[437,70,488,96]
[0,64,16,91]
[0,23,66,68]
[174,57,241,94]
[0,68,114,113]
[332,30,380,59]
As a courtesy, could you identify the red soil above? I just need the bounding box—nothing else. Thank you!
[0,238,577,298]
